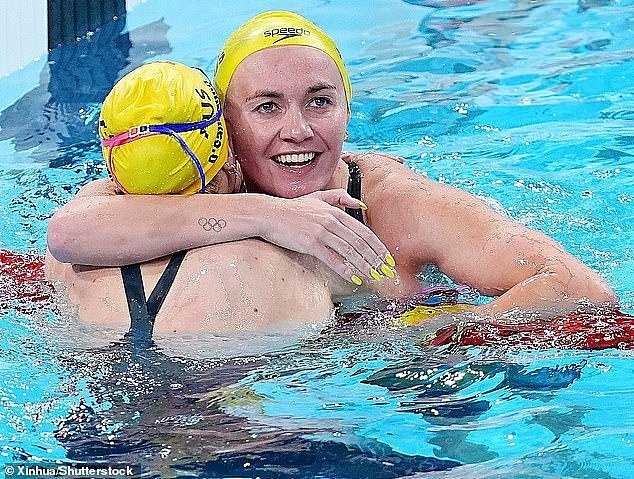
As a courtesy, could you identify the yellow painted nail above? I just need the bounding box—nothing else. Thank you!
[354,199,368,210]
[385,253,396,267]
[350,274,363,286]
[380,264,395,279]
[369,268,383,281]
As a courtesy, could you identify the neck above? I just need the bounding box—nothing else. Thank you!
[325,159,350,191]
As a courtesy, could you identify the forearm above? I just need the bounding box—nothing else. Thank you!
[47,180,392,284]
[472,261,619,318]
[47,193,272,265]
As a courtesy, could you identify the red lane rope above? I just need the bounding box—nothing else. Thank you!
[1,249,49,302]
[424,310,634,350]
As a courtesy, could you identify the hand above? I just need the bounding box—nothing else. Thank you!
[259,189,396,285]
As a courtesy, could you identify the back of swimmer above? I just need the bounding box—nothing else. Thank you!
[99,61,234,343]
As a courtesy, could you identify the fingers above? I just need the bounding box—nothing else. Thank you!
[317,213,396,283]
[331,205,389,257]
[317,232,388,284]
[312,244,367,286]
[283,191,397,285]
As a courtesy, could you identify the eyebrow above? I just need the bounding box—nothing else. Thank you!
[245,83,337,103]
[245,90,283,102]
[306,83,337,94]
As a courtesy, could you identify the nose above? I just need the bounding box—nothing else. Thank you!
[279,106,313,142]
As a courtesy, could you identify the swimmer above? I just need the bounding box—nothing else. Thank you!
[47,12,618,321]
[45,61,375,344]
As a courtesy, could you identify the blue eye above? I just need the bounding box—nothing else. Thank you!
[309,97,332,108]
[256,102,279,113]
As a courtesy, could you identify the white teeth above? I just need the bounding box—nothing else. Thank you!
[273,152,316,164]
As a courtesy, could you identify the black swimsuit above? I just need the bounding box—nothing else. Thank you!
[345,160,365,224]
[121,160,365,345]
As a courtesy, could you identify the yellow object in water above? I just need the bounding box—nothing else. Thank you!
[214,11,353,105]
[99,61,228,195]
[397,304,473,326]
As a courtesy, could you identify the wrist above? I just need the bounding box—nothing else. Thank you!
[234,193,281,240]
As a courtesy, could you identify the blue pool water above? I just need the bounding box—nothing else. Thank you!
[1,0,633,477]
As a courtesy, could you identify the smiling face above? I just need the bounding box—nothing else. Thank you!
[224,45,350,198]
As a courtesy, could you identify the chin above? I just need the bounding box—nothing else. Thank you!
[246,162,333,198]
[270,181,322,199]
[277,185,313,199]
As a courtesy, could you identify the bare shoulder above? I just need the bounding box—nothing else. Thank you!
[344,151,510,272]
[74,178,118,198]
[344,151,439,205]
[348,151,491,209]
[342,151,432,187]
[342,151,405,165]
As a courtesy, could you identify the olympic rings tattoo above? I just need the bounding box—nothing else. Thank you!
[198,217,227,232]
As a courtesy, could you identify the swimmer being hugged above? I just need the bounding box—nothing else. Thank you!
[48,11,618,330]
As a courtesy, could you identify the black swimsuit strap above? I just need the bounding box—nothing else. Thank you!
[121,263,149,336]
[345,160,365,225]
[121,250,187,347]
[146,250,187,315]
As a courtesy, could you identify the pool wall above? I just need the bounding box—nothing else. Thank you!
[0,0,148,77]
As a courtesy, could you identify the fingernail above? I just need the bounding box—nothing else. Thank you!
[369,268,383,281]
[385,253,396,267]
[350,274,363,286]
[380,264,395,278]
[354,199,368,210]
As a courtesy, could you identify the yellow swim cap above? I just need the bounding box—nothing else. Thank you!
[99,61,228,195]
[214,11,352,105]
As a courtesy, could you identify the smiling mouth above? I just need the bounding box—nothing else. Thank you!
[272,152,317,167]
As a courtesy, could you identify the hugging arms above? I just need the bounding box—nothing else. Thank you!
[48,149,618,317]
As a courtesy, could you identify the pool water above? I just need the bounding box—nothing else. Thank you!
[1,0,633,477]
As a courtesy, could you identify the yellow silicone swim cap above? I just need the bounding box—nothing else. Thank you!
[214,11,352,106]
[99,61,228,195]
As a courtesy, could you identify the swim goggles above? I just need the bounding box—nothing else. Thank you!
[100,107,222,194]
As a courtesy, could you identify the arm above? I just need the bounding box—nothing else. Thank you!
[358,158,618,315]
[46,179,392,284]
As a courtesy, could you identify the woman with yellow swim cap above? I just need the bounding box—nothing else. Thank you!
[214,11,354,200]
[48,11,617,318]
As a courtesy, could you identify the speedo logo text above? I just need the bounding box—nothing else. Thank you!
[264,27,311,43]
